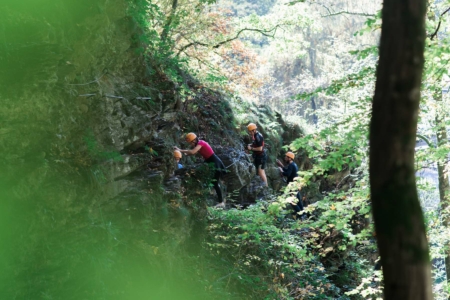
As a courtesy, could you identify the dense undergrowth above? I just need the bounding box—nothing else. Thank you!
[206,179,380,299]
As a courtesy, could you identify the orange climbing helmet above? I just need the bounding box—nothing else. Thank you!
[285,152,295,160]
[185,132,197,143]
[247,123,257,131]
[173,150,182,159]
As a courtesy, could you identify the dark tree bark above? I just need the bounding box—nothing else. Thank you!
[369,0,433,299]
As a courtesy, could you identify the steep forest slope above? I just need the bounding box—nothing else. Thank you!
[0,0,314,299]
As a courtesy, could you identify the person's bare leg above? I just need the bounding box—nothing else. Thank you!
[258,168,268,186]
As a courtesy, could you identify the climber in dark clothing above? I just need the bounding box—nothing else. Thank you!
[277,151,303,218]
[293,189,304,212]
[247,123,268,186]
[174,132,226,207]
[276,151,299,184]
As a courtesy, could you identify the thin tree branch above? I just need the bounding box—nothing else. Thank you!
[212,26,280,48]
[176,25,281,56]
[429,7,450,40]
[416,134,435,148]
[182,52,223,74]
[321,11,376,18]
[314,2,332,15]
[311,1,376,18]
[415,158,450,172]
[429,21,441,41]
[177,41,209,55]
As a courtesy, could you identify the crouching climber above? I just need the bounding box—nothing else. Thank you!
[247,123,268,186]
[174,133,226,207]
[277,151,304,218]
[290,187,305,219]
[174,150,183,169]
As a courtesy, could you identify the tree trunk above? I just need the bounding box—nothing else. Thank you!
[160,0,178,43]
[435,91,450,293]
[310,96,318,125]
[369,0,433,299]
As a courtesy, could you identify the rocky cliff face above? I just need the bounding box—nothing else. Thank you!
[1,0,307,202]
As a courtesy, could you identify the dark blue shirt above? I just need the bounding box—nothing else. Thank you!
[282,162,298,183]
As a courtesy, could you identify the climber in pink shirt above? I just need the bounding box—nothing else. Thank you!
[174,132,226,207]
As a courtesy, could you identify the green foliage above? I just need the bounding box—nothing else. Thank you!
[0,0,264,298]
[144,145,159,157]
[280,3,450,298]
[207,202,344,299]
[345,270,383,299]
[291,125,366,173]
[349,46,378,60]
[353,10,381,37]
[296,180,373,250]
[84,131,123,162]
[206,172,376,298]
[293,66,375,102]
[128,0,183,78]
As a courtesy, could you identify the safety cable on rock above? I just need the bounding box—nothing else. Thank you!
[225,160,239,169]
[224,148,249,169]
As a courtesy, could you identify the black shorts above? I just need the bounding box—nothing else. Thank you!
[205,154,226,178]
[253,153,266,171]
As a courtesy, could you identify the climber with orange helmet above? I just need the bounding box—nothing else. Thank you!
[276,151,298,184]
[247,123,268,186]
[174,133,226,207]
[173,150,183,169]
[276,151,304,217]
